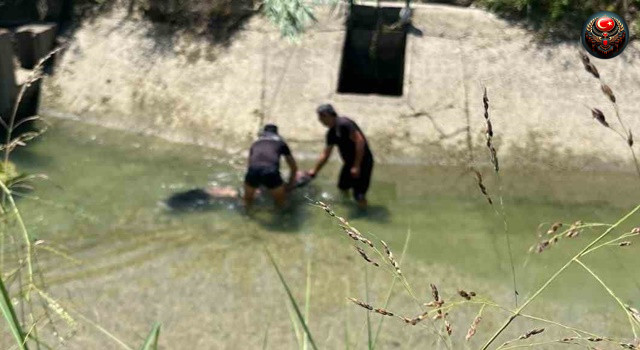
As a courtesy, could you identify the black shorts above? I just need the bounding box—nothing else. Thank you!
[244,166,284,189]
[338,160,373,201]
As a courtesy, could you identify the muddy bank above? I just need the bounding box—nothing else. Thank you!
[42,3,640,170]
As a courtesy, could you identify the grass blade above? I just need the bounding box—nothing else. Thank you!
[1,276,28,350]
[303,259,312,350]
[344,277,351,350]
[285,297,302,348]
[262,321,270,350]
[139,322,160,350]
[365,266,372,350]
[372,228,412,348]
[266,249,318,350]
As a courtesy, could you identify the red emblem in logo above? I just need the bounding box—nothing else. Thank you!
[596,17,615,31]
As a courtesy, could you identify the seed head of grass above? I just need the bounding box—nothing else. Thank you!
[432,312,448,320]
[519,328,545,340]
[482,87,500,172]
[374,308,394,317]
[424,300,445,308]
[591,108,610,128]
[348,297,373,310]
[533,239,550,253]
[355,246,379,267]
[547,222,562,235]
[458,290,473,300]
[466,316,482,341]
[408,310,430,325]
[380,240,402,275]
[560,336,578,342]
[564,221,583,238]
[430,283,440,302]
[601,84,616,103]
[472,169,493,205]
[579,51,590,66]
[585,62,600,78]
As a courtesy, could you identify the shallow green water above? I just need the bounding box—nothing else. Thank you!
[8,118,640,347]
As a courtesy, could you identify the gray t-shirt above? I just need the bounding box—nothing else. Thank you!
[248,132,291,170]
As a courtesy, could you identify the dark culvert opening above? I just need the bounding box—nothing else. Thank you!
[337,5,407,97]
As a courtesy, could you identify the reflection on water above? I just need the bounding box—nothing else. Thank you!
[7,118,640,348]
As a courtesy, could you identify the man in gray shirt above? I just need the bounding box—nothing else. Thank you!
[244,124,297,208]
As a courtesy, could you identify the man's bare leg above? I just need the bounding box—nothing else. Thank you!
[270,185,287,208]
[244,183,258,209]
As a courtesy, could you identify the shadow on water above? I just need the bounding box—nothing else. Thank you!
[346,204,392,223]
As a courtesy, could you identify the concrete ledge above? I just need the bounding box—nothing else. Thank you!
[0,29,17,118]
[15,23,57,69]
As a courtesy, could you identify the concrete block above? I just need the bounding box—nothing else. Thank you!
[15,23,57,69]
[0,29,17,118]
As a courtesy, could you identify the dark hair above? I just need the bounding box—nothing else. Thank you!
[263,124,278,134]
[316,103,337,117]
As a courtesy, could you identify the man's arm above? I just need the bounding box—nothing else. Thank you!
[285,154,298,189]
[309,146,334,178]
[350,130,366,178]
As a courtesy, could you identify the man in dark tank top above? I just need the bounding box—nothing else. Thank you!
[244,124,298,208]
[308,104,374,209]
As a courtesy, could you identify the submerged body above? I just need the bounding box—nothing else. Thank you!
[163,171,312,211]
